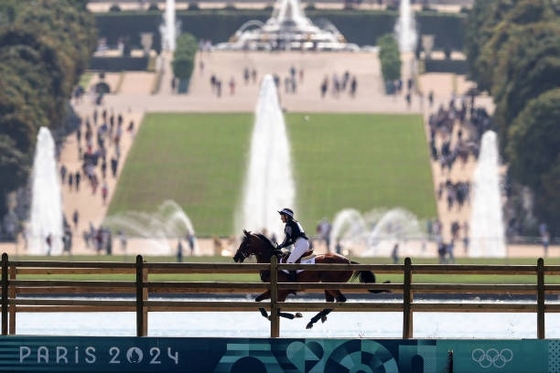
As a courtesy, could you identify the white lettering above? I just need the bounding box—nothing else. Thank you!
[85,346,96,364]
[109,347,120,364]
[168,347,179,365]
[19,346,31,362]
[149,347,161,364]
[56,346,68,364]
[37,346,49,363]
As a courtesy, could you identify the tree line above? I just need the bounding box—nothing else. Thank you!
[465,0,560,235]
[0,0,97,219]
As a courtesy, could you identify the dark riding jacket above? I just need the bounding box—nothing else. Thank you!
[277,219,308,249]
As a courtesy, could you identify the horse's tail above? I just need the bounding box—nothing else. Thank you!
[350,261,390,294]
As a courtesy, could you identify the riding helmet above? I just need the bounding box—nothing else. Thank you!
[278,208,294,218]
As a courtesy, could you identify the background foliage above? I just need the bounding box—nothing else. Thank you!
[464,0,560,234]
[0,0,97,218]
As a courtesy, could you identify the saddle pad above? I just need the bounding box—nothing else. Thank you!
[300,256,316,264]
[279,255,316,264]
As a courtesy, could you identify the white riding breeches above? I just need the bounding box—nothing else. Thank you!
[287,238,309,263]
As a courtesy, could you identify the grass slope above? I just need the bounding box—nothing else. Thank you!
[108,112,436,236]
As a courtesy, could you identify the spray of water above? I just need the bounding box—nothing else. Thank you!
[395,0,417,52]
[330,207,427,257]
[104,200,196,255]
[236,75,295,239]
[469,131,506,257]
[163,0,176,51]
[28,127,64,255]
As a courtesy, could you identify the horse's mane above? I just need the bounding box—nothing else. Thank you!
[244,230,274,251]
[253,232,275,250]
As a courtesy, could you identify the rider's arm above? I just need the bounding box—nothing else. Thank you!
[277,225,293,249]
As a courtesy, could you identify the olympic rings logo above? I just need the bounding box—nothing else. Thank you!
[471,348,513,369]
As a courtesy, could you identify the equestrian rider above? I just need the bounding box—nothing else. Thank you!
[276,208,310,281]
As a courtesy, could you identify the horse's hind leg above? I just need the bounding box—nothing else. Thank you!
[331,290,347,303]
[306,291,347,329]
[306,308,333,329]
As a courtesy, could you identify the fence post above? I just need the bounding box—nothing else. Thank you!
[135,255,146,336]
[1,253,7,336]
[270,256,280,338]
[9,264,16,334]
[402,257,413,339]
[537,257,545,339]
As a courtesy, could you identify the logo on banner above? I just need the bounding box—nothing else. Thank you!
[471,348,513,369]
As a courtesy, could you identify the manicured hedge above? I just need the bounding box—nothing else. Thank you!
[93,9,466,53]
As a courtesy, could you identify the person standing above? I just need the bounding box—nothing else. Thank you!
[101,181,108,205]
[176,240,183,262]
[118,230,127,254]
[72,209,79,231]
[275,208,310,282]
[46,233,53,256]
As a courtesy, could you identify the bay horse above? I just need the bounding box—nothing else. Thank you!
[233,229,388,329]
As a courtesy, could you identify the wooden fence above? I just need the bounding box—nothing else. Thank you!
[1,253,559,338]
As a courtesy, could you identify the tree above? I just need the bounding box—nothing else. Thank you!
[465,0,560,233]
[506,89,560,230]
[0,135,29,218]
[491,21,560,154]
[0,0,96,220]
[377,34,401,91]
[172,33,198,93]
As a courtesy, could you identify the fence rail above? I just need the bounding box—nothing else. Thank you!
[1,253,557,338]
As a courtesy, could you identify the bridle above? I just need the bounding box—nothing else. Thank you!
[234,237,255,262]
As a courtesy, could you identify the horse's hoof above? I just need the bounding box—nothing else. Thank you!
[321,315,328,323]
[306,323,314,329]
[295,313,303,318]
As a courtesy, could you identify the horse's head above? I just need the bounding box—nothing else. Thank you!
[233,230,274,263]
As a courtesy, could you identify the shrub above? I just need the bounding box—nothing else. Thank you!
[304,2,316,10]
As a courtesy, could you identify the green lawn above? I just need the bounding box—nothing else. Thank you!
[107,112,436,237]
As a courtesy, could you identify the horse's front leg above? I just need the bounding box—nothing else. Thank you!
[278,311,302,319]
[256,290,271,319]
[276,291,302,320]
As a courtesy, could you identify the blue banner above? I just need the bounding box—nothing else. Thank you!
[0,336,550,372]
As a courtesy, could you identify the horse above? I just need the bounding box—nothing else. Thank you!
[233,229,389,329]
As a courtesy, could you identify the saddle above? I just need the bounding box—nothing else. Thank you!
[277,248,314,264]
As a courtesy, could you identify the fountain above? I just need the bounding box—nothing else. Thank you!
[161,0,177,51]
[28,127,64,255]
[236,75,295,239]
[469,130,507,257]
[394,0,417,52]
[330,207,428,257]
[215,0,358,51]
[104,200,196,255]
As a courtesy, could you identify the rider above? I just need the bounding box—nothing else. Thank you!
[276,208,310,282]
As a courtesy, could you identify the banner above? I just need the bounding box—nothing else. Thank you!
[0,336,549,372]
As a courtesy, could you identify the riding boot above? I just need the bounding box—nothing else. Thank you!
[289,270,297,282]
